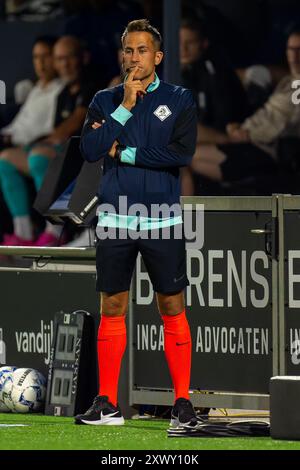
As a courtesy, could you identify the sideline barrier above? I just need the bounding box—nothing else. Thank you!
[278,195,300,377]
[0,246,95,259]
[130,196,277,410]
[0,246,133,417]
[0,195,299,411]
[0,247,97,376]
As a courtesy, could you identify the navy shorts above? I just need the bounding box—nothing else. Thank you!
[96,226,189,294]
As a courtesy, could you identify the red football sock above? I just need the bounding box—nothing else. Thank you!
[162,310,192,402]
[97,314,127,407]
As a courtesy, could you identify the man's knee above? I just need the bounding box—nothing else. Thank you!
[27,154,49,176]
[156,291,185,316]
[29,146,56,159]
[101,292,129,317]
[0,149,26,173]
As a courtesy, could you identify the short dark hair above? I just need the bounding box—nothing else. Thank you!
[181,17,209,41]
[121,19,162,49]
[33,35,57,50]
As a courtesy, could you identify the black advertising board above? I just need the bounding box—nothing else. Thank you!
[284,213,300,375]
[0,270,133,417]
[0,271,98,377]
[132,211,273,394]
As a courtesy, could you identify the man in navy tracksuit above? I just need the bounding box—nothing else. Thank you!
[75,19,198,428]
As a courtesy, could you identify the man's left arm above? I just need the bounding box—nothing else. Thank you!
[241,81,295,144]
[119,95,197,169]
[47,84,95,144]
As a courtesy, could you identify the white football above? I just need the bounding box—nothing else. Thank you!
[0,367,17,412]
[0,366,17,397]
[10,368,47,413]
[1,375,14,411]
[0,401,10,412]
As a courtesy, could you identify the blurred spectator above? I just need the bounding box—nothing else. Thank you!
[49,36,96,141]
[0,36,63,149]
[190,28,300,193]
[0,35,65,246]
[13,79,34,105]
[243,65,273,113]
[179,17,249,195]
[225,28,300,182]
[0,35,96,246]
[0,78,34,135]
[31,35,97,246]
[180,17,248,143]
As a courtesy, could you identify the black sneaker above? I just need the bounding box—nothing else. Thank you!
[170,398,198,428]
[74,395,125,426]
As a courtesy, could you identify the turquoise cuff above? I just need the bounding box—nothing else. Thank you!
[121,146,136,165]
[110,105,133,126]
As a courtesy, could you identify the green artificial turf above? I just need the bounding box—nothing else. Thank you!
[0,413,300,451]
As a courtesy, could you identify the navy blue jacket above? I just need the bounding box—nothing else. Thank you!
[80,76,197,214]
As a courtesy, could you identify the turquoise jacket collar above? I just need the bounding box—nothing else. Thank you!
[146,73,160,92]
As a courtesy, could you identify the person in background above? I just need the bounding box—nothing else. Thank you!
[192,28,300,190]
[0,35,96,246]
[179,17,249,195]
[242,65,273,114]
[0,35,65,246]
[227,28,300,158]
[0,36,62,147]
[66,47,125,248]
[180,17,248,146]
[33,35,97,246]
